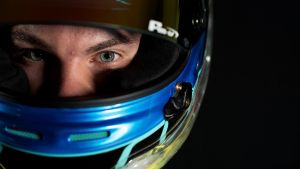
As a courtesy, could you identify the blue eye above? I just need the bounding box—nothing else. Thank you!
[97,51,118,63]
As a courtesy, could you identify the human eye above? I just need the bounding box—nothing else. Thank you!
[96,51,120,63]
[13,49,47,62]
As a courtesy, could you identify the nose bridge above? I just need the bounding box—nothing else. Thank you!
[58,58,94,97]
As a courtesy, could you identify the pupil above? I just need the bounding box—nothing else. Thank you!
[101,52,114,62]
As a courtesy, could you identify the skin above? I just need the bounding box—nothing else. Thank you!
[10,25,141,97]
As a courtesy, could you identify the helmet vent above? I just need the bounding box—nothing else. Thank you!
[4,127,41,140]
[68,131,109,142]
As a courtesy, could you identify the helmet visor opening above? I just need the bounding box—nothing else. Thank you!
[0,23,187,103]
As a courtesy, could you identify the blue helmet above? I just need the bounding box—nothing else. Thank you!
[0,0,213,168]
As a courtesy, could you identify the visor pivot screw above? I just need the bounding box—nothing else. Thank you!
[164,82,192,120]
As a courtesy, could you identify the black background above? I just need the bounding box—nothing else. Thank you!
[165,0,299,169]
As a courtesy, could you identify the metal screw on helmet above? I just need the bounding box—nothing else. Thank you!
[164,82,192,120]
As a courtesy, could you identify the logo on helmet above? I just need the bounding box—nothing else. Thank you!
[148,20,179,39]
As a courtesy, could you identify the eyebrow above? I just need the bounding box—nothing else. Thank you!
[11,31,52,51]
[85,30,133,54]
[11,29,136,54]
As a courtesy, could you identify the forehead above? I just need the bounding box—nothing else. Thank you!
[12,24,140,42]
[13,24,112,36]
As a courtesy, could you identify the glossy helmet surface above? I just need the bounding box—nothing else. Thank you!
[0,0,213,168]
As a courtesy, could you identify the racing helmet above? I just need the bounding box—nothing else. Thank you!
[0,0,213,168]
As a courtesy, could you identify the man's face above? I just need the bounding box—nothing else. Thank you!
[10,25,141,97]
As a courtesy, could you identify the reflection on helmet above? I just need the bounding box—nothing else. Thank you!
[0,0,213,168]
